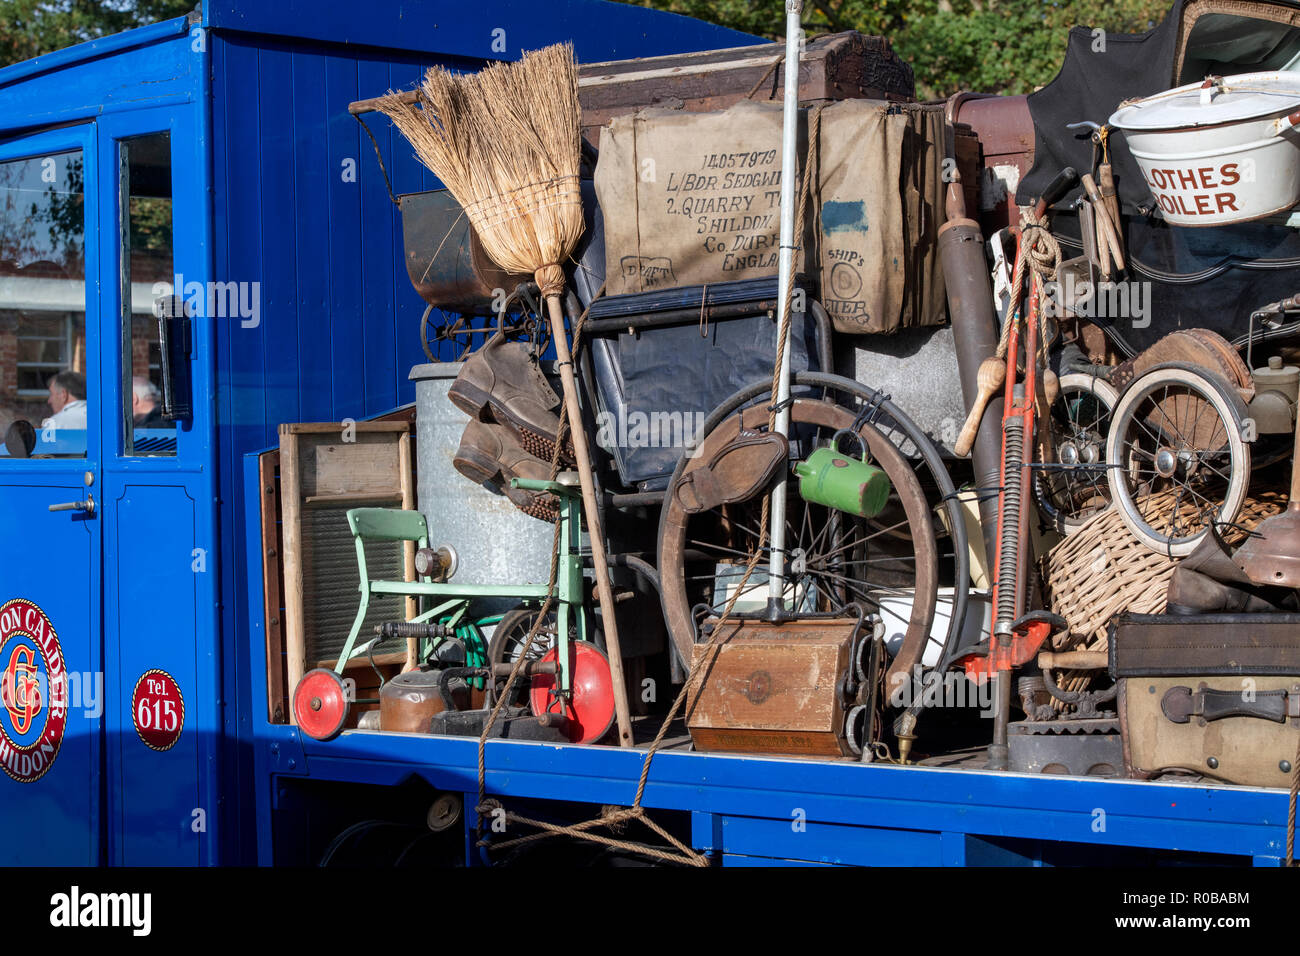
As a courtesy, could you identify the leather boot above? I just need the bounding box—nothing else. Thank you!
[453,419,560,523]
[449,333,573,463]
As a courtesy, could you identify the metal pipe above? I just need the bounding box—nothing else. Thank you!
[940,217,1003,568]
[766,0,803,614]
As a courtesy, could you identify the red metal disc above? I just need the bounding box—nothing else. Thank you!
[529,640,615,744]
[293,668,350,741]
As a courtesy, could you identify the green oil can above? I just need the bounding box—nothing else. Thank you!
[793,430,891,518]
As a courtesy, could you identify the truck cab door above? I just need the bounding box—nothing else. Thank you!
[0,125,104,864]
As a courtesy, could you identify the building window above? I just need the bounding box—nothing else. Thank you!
[16,312,78,396]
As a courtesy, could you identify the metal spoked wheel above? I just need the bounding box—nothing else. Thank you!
[1105,362,1251,556]
[419,286,550,363]
[486,606,562,707]
[657,372,970,687]
[1035,372,1119,534]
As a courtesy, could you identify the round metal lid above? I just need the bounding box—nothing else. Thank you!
[1110,71,1300,131]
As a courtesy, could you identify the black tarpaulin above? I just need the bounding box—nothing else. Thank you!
[1017,1,1300,348]
[1016,1,1188,212]
[1019,0,1300,210]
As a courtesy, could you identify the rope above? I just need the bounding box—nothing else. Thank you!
[474,283,599,847]
[996,207,1061,362]
[627,104,823,811]
[475,105,825,868]
[1097,124,1111,168]
[744,56,784,100]
[1287,731,1300,866]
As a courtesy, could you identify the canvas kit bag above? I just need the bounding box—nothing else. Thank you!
[594,99,948,334]
[1110,613,1300,788]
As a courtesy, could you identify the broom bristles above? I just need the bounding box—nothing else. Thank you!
[376,43,584,295]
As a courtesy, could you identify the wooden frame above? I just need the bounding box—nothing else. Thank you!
[277,421,415,723]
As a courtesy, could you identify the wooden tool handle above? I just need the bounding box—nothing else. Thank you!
[1037,650,1108,670]
[1084,173,1126,274]
[955,359,1005,458]
[1099,164,1124,252]
[956,386,997,457]
[546,295,634,748]
[955,405,987,459]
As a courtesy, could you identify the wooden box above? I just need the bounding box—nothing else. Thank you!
[274,418,418,724]
[688,618,857,757]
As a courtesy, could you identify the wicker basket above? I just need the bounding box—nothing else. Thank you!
[1042,488,1288,648]
[1040,488,1288,706]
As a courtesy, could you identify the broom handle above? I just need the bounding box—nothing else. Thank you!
[545,294,635,748]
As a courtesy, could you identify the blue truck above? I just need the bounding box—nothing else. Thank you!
[0,0,1295,868]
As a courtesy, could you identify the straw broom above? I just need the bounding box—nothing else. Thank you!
[377,44,634,748]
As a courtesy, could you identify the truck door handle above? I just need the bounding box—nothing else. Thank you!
[49,494,95,516]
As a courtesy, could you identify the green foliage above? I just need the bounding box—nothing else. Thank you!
[0,0,195,68]
[619,0,1174,97]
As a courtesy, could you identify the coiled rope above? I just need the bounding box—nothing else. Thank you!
[996,207,1062,362]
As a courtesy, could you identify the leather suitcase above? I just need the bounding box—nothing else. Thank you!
[1110,614,1300,788]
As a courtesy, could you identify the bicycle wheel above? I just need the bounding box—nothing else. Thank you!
[1035,372,1119,534]
[657,371,970,686]
[1105,362,1251,556]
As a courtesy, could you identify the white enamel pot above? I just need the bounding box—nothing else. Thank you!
[1109,71,1300,227]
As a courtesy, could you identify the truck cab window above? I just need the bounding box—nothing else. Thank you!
[0,150,87,459]
[120,132,175,457]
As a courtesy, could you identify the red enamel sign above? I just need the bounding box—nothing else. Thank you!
[131,669,184,752]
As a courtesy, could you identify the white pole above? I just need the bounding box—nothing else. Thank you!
[766,0,803,613]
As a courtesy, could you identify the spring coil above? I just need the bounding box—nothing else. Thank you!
[996,415,1025,628]
[374,621,453,640]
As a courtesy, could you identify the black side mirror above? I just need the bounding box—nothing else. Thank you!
[3,420,36,458]
[155,295,193,423]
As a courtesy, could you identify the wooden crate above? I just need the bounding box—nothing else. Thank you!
[277,420,417,724]
[687,618,857,757]
[578,31,915,146]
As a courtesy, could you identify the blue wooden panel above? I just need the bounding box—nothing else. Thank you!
[386,60,435,408]
[0,122,103,866]
[211,35,268,867]
[93,82,221,863]
[325,57,363,420]
[252,720,1296,863]
[0,487,99,865]
[0,18,195,131]
[109,485,201,865]
[357,58,400,418]
[203,0,760,63]
[256,45,304,432]
[727,814,943,866]
[292,50,335,423]
[215,37,268,449]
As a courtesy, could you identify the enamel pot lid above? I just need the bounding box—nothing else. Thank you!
[1110,71,1300,131]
